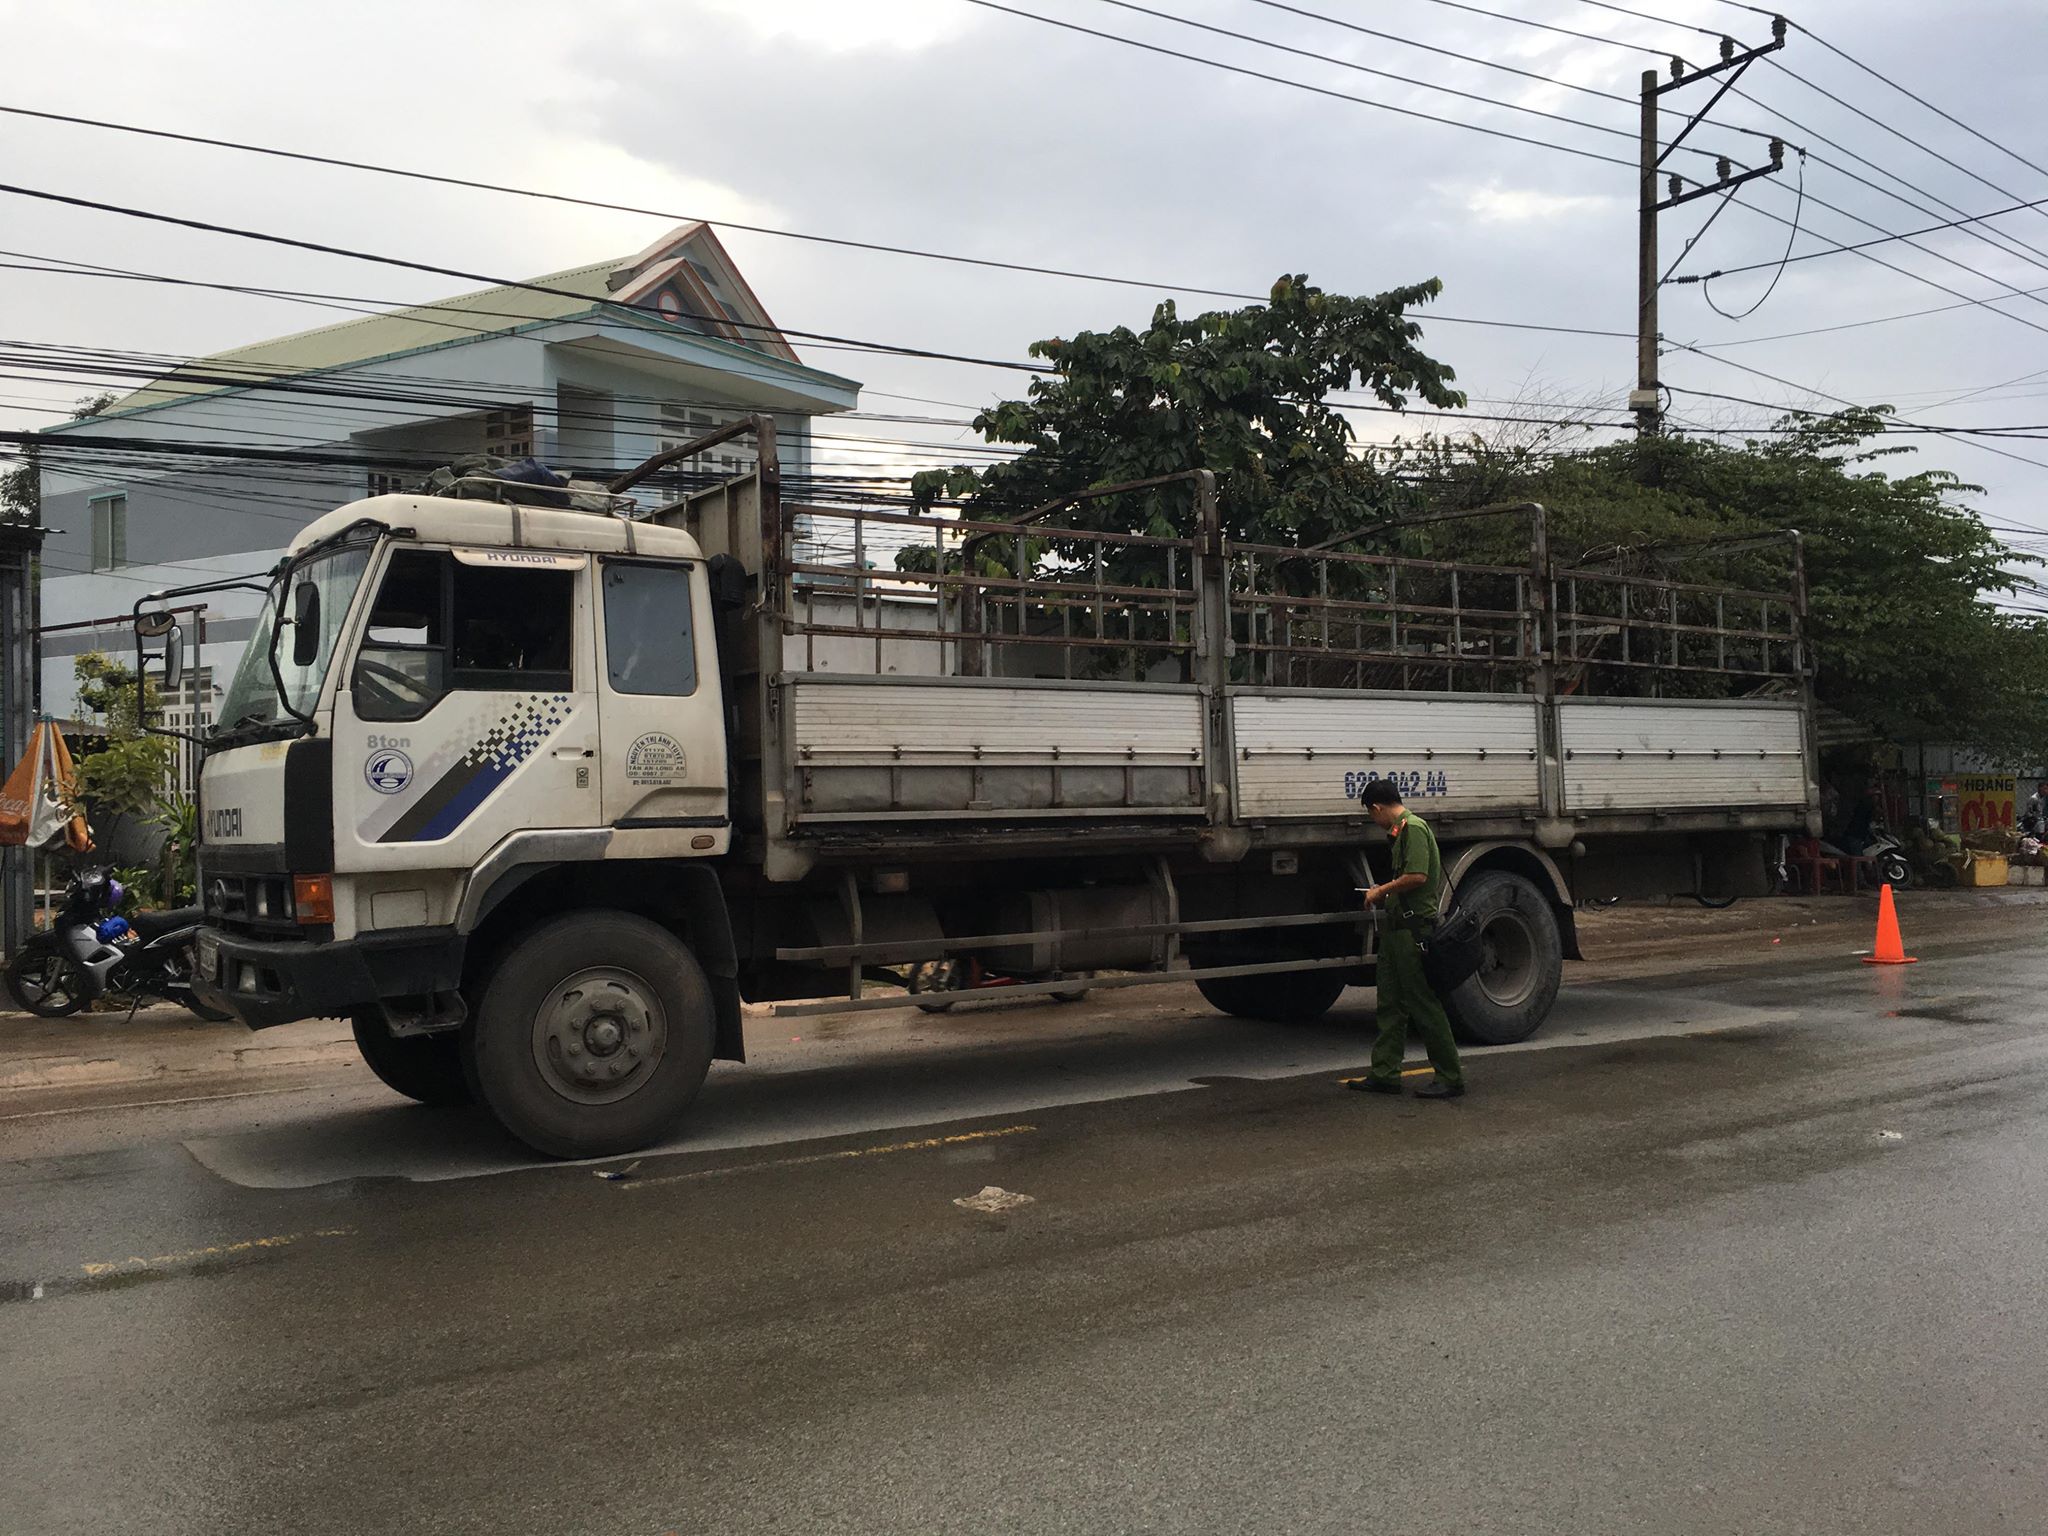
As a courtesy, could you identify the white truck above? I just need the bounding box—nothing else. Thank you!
[140,419,1819,1156]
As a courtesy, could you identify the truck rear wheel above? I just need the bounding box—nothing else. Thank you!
[1441,871,1562,1046]
[351,1012,471,1107]
[1196,969,1347,1023]
[465,911,715,1159]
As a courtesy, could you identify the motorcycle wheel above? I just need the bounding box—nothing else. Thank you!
[1880,852,1912,889]
[6,949,88,1017]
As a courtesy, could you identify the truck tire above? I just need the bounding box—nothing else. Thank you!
[351,1012,471,1107]
[1441,871,1562,1046]
[1196,969,1346,1023]
[465,911,715,1159]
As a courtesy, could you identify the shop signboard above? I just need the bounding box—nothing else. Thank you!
[1957,773,2017,834]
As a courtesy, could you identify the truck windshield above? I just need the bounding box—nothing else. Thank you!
[214,544,373,737]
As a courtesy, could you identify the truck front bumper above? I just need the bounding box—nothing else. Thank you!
[193,926,465,1029]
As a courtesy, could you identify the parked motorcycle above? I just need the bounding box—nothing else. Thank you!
[1859,828,1914,890]
[4,867,228,1020]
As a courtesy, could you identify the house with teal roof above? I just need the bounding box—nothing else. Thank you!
[33,222,860,728]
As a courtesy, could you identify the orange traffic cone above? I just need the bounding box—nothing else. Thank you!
[1861,882,1917,965]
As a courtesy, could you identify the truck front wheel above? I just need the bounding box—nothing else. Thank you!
[1196,969,1347,1023]
[351,1012,471,1107]
[465,911,715,1159]
[1441,871,1563,1046]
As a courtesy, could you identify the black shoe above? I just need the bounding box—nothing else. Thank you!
[1413,1078,1465,1100]
[1347,1077,1404,1095]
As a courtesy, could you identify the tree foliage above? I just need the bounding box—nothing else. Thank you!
[72,651,174,822]
[1524,416,2048,761]
[4,393,119,524]
[909,273,1462,548]
[903,277,2048,760]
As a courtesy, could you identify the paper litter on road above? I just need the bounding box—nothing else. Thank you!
[593,1160,642,1181]
[1875,1130,1904,1141]
[954,1185,1035,1213]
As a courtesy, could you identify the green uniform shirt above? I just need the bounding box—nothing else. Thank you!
[1389,810,1443,927]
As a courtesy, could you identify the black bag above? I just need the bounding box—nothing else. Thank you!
[1421,905,1486,991]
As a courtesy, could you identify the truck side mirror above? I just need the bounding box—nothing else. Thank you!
[290,582,321,667]
[161,622,185,694]
[134,609,183,704]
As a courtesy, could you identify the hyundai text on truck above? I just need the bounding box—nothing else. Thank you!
[137,419,1820,1157]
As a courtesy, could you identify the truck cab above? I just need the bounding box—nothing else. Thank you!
[185,491,738,1153]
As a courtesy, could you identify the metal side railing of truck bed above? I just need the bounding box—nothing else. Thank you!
[642,420,1816,850]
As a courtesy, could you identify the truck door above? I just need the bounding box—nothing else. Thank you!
[593,557,728,834]
[335,547,602,864]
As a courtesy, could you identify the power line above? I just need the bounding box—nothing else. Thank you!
[1430,1,2048,286]
[1247,0,1633,111]
[0,179,1057,377]
[1408,0,1675,60]
[1689,281,2048,350]
[1562,0,1721,40]
[0,101,1628,342]
[1661,347,2048,473]
[1745,7,2048,188]
[960,0,1641,168]
[964,2,2048,349]
[1747,64,2048,299]
[1713,179,2048,344]
[1076,0,1748,162]
[1676,186,2048,284]
[1701,156,1804,321]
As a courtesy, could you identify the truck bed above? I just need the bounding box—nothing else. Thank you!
[780,674,1810,838]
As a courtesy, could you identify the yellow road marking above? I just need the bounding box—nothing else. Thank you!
[617,1124,1037,1190]
[79,1226,355,1278]
[1337,1067,1438,1084]
[0,1084,320,1123]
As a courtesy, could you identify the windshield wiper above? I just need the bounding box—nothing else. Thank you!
[206,709,286,746]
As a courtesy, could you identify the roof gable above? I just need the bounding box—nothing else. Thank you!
[91,223,804,417]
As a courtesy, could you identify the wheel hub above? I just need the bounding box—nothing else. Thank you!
[1475,910,1538,1009]
[531,968,667,1106]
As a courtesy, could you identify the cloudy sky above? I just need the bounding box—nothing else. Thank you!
[4,0,2047,549]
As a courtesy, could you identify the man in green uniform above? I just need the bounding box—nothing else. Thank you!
[1350,777,1465,1100]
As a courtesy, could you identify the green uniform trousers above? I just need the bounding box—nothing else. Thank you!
[1370,926,1464,1088]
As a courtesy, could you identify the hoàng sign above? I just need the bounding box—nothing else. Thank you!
[1957,773,2017,834]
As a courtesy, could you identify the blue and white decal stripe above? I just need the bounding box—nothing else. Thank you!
[361,695,572,844]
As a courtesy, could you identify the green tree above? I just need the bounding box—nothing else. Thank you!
[71,651,176,858]
[1384,412,2048,758]
[4,393,118,525]
[908,273,1464,549]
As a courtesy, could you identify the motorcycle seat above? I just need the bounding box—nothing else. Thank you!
[128,906,204,940]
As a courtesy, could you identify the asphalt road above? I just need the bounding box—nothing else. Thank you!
[3,895,2046,1535]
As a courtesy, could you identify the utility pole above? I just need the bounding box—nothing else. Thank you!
[0,509,41,960]
[1633,19,1790,437]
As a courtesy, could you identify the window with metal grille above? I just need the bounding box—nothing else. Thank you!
[366,470,412,498]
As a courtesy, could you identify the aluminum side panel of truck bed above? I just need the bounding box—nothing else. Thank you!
[785,677,1207,822]
[1231,692,1544,819]
[1558,698,1808,811]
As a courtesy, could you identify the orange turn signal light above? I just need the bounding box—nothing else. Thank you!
[293,874,335,924]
